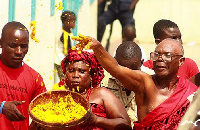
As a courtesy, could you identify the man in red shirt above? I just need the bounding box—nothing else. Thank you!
[0,21,46,130]
[143,19,199,79]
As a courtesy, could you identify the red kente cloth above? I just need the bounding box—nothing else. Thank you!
[133,77,198,130]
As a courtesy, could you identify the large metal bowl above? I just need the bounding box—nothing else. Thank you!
[29,90,91,130]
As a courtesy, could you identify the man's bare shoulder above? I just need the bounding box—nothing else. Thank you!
[135,70,154,83]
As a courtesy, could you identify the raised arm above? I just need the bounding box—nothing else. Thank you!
[89,37,148,94]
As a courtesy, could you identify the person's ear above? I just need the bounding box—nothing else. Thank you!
[0,38,2,48]
[141,59,144,65]
[179,57,185,67]
[155,39,161,44]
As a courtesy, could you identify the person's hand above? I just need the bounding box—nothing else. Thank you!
[71,34,92,53]
[2,101,26,121]
[87,112,98,125]
[98,0,106,5]
[87,36,102,50]
[71,34,102,52]
[129,0,139,11]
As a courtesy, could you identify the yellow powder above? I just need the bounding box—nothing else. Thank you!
[31,94,87,124]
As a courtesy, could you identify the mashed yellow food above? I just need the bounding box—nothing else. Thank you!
[71,34,91,54]
[31,94,87,124]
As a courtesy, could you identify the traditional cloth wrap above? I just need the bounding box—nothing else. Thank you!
[61,49,104,88]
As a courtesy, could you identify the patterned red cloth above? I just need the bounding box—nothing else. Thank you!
[133,77,198,130]
[61,49,104,88]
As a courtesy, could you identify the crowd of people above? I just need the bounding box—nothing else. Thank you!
[0,1,200,130]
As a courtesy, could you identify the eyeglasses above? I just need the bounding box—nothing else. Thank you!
[150,52,183,62]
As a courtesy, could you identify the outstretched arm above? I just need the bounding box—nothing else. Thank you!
[89,37,147,94]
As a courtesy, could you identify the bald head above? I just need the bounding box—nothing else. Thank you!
[1,21,28,41]
[0,21,29,68]
[116,41,142,70]
[156,38,184,55]
[116,41,141,60]
[122,24,136,41]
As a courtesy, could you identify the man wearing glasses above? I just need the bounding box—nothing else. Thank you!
[150,52,183,65]
[143,19,199,79]
[88,37,198,129]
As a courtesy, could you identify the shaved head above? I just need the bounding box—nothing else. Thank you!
[0,21,29,68]
[1,21,28,41]
[157,38,184,55]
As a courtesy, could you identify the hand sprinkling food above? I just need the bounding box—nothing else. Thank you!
[71,34,91,54]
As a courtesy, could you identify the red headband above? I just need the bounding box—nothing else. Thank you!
[61,49,104,88]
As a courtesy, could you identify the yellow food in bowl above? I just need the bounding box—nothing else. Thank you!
[31,94,87,124]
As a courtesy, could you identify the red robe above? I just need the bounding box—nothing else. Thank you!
[133,77,198,130]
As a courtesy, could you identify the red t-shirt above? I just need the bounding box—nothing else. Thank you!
[0,60,47,130]
[143,58,199,79]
